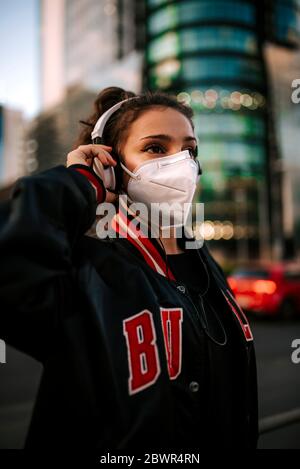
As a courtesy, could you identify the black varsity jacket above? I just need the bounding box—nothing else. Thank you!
[0,164,259,450]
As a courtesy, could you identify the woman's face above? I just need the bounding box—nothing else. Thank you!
[120,106,197,190]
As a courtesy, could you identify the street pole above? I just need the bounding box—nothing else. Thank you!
[258,178,272,260]
[236,186,249,262]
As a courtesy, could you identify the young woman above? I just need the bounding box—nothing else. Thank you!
[0,87,258,450]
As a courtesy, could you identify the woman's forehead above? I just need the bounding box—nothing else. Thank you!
[127,108,194,141]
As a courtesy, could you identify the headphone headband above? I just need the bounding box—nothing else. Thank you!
[91,97,137,142]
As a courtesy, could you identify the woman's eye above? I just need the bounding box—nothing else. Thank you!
[144,145,197,157]
[144,145,165,154]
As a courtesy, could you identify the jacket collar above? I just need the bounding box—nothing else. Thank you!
[110,194,176,281]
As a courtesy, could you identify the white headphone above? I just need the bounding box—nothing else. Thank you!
[91,98,136,192]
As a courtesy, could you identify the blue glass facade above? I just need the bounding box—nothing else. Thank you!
[143,0,300,256]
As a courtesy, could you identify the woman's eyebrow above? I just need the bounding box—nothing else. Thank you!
[140,134,197,142]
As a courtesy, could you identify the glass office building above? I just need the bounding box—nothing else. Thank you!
[143,0,300,259]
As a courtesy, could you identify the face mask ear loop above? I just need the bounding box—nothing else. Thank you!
[120,162,141,180]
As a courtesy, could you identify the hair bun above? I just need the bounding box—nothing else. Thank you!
[73,87,136,148]
[95,86,136,116]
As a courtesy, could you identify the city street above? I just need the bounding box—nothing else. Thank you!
[252,317,300,449]
[0,316,299,449]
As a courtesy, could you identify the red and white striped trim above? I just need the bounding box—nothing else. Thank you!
[111,210,176,281]
[221,288,253,342]
[72,166,106,204]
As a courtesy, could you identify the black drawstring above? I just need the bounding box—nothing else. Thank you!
[199,295,227,346]
[158,234,227,346]
[196,248,228,346]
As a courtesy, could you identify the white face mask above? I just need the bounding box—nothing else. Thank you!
[120,150,201,230]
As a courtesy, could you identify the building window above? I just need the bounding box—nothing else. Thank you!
[193,114,265,140]
[182,56,263,84]
[148,1,256,36]
[148,27,258,64]
[198,141,266,174]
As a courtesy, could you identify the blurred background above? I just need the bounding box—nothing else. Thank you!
[0,0,300,450]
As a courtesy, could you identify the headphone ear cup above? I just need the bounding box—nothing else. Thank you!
[93,158,115,190]
[197,160,202,175]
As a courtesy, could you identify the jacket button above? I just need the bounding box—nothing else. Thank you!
[189,381,199,393]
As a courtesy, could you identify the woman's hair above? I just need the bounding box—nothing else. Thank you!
[73,86,195,161]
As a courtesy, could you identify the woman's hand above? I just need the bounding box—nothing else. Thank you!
[66,144,118,203]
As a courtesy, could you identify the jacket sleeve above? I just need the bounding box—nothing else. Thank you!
[0,164,101,361]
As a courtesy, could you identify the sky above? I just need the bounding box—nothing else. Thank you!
[0,0,39,119]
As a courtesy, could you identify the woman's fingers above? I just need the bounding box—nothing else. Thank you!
[97,150,117,167]
[78,144,116,164]
[67,144,117,168]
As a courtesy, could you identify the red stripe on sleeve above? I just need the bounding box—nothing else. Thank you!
[73,167,106,204]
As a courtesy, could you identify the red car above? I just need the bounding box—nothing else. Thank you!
[227,263,300,318]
